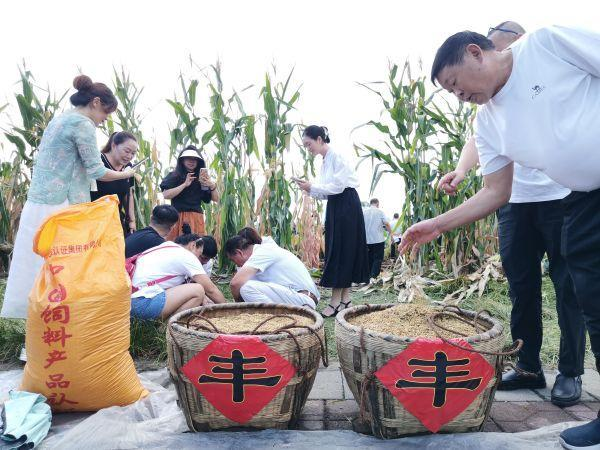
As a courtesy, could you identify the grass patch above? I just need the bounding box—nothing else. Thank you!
[0,279,26,362]
[0,274,591,368]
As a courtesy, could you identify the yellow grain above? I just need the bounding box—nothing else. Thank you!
[189,312,314,334]
[349,304,486,339]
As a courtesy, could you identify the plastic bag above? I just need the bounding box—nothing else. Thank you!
[20,195,148,412]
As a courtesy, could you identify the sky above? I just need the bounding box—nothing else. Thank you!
[0,0,597,218]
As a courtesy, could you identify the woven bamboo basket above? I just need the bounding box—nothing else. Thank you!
[167,303,325,431]
[336,304,507,438]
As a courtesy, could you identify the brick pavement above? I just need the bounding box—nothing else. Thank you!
[298,362,599,433]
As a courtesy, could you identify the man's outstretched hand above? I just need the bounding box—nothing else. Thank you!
[438,170,466,195]
[398,218,442,256]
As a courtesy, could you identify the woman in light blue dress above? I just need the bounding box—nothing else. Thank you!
[1,75,135,320]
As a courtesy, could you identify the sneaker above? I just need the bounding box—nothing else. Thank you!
[19,346,27,362]
[559,418,600,449]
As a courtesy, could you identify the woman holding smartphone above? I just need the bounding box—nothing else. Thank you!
[160,145,219,240]
[295,125,369,317]
[91,131,139,236]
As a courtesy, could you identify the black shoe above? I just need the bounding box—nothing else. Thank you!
[552,374,582,407]
[497,368,546,391]
[559,418,600,449]
[321,302,344,318]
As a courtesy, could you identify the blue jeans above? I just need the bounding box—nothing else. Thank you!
[131,291,167,320]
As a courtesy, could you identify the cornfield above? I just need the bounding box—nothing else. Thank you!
[355,61,497,275]
[0,60,497,277]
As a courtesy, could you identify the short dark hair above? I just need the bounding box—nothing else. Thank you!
[150,205,179,227]
[225,236,253,256]
[70,74,118,113]
[101,131,137,154]
[370,198,379,205]
[303,125,331,143]
[174,233,203,248]
[201,235,218,258]
[430,31,495,85]
[393,213,399,219]
[238,227,262,245]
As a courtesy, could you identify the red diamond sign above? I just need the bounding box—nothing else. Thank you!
[375,338,494,432]
[181,335,296,424]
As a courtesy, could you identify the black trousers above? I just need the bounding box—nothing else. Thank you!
[561,189,600,371]
[498,200,585,376]
[367,242,385,279]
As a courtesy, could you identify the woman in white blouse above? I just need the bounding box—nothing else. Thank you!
[296,125,369,317]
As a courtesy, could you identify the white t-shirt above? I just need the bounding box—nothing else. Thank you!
[310,149,360,200]
[363,206,390,244]
[261,236,278,247]
[131,242,206,298]
[202,259,214,275]
[475,26,600,192]
[510,165,570,203]
[243,244,320,300]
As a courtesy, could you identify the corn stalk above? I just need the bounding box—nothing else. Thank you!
[204,62,257,272]
[356,61,497,275]
[1,65,66,252]
[291,130,322,268]
[256,68,300,250]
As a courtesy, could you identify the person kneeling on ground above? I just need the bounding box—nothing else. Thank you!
[125,204,179,258]
[131,234,226,320]
[182,222,218,275]
[225,236,320,308]
[199,235,217,275]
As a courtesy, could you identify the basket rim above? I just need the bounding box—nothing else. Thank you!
[168,302,324,342]
[335,303,504,344]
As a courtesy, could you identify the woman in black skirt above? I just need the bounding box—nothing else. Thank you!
[295,125,369,317]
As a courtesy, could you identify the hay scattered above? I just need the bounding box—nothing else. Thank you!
[349,304,487,339]
[189,312,315,334]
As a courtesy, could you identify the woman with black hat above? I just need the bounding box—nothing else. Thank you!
[295,125,369,317]
[160,145,219,240]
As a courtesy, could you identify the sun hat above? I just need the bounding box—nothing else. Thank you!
[179,149,202,160]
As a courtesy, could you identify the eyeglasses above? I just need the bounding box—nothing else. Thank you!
[487,27,520,37]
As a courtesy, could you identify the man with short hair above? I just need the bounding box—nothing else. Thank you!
[363,198,392,280]
[438,22,585,407]
[401,25,600,448]
[125,204,179,258]
[225,236,320,309]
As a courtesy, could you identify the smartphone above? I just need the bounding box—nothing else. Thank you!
[131,157,149,170]
[200,168,209,176]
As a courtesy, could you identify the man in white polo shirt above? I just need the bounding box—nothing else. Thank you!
[225,235,320,309]
[438,21,585,408]
[401,25,600,448]
[363,198,393,280]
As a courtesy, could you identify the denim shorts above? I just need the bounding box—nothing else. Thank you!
[131,291,167,320]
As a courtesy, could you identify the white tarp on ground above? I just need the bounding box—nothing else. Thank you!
[0,368,575,449]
